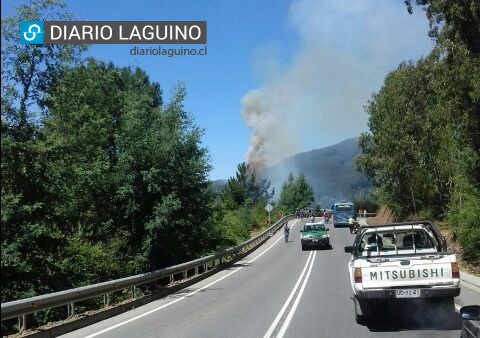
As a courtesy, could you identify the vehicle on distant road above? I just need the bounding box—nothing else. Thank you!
[300,222,330,250]
[332,200,355,227]
[348,218,360,234]
[344,221,461,325]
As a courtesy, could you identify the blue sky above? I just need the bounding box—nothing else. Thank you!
[2,0,434,180]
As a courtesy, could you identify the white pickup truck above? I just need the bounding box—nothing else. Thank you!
[344,221,461,324]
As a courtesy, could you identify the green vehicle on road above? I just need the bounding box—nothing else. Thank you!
[300,222,330,250]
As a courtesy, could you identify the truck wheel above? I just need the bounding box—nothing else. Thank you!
[355,313,367,325]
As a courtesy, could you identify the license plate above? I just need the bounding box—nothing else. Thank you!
[395,289,420,298]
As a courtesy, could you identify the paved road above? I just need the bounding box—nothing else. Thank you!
[61,218,479,338]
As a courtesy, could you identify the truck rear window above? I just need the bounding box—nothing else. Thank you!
[357,229,435,257]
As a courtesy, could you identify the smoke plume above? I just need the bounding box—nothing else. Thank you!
[241,0,432,172]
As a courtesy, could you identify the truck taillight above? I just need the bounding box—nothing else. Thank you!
[451,262,460,279]
[354,268,362,283]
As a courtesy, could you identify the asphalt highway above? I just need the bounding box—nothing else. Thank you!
[61,218,479,338]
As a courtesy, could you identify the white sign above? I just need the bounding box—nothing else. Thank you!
[265,203,273,213]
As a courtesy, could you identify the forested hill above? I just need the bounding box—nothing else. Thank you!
[259,138,371,207]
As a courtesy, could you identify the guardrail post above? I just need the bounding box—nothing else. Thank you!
[169,275,174,285]
[18,314,27,332]
[131,286,136,300]
[195,266,199,276]
[67,302,74,317]
[183,270,188,280]
[104,293,110,307]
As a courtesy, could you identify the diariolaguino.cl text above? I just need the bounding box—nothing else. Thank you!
[130,45,207,57]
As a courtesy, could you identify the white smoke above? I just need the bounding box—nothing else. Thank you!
[241,0,433,172]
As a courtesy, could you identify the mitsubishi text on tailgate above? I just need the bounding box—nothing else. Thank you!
[344,221,460,325]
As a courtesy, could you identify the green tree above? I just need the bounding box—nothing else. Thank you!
[278,173,314,213]
[220,162,273,209]
[405,0,480,54]
[1,0,85,302]
[356,0,479,263]
[43,60,214,269]
[212,162,275,247]
[2,54,217,302]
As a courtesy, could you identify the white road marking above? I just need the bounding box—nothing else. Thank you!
[84,219,300,338]
[249,220,299,264]
[263,251,313,338]
[277,251,316,338]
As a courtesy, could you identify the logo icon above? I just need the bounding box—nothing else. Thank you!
[20,21,44,44]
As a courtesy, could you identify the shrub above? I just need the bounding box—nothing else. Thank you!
[448,189,480,264]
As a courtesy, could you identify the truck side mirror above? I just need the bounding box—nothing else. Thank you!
[461,305,480,320]
[300,230,304,233]
[344,246,353,253]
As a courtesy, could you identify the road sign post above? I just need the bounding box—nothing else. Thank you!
[265,203,273,225]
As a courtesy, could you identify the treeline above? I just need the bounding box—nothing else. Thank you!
[0,0,227,302]
[211,167,316,245]
[356,0,479,263]
[2,52,220,301]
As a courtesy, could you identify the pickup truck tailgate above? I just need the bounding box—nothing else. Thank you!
[361,256,456,289]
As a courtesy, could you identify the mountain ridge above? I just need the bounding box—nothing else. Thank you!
[259,137,371,207]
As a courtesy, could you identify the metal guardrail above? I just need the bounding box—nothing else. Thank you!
[1,215,294,332]
[355,212,378,217]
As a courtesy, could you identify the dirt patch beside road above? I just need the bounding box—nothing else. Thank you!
[365,206,397,225]
[437,222,480,276]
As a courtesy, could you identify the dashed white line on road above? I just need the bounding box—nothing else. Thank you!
[249,220,299,264]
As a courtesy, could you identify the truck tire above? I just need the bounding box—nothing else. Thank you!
[354,298,369,325]
[355,313,367,325]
